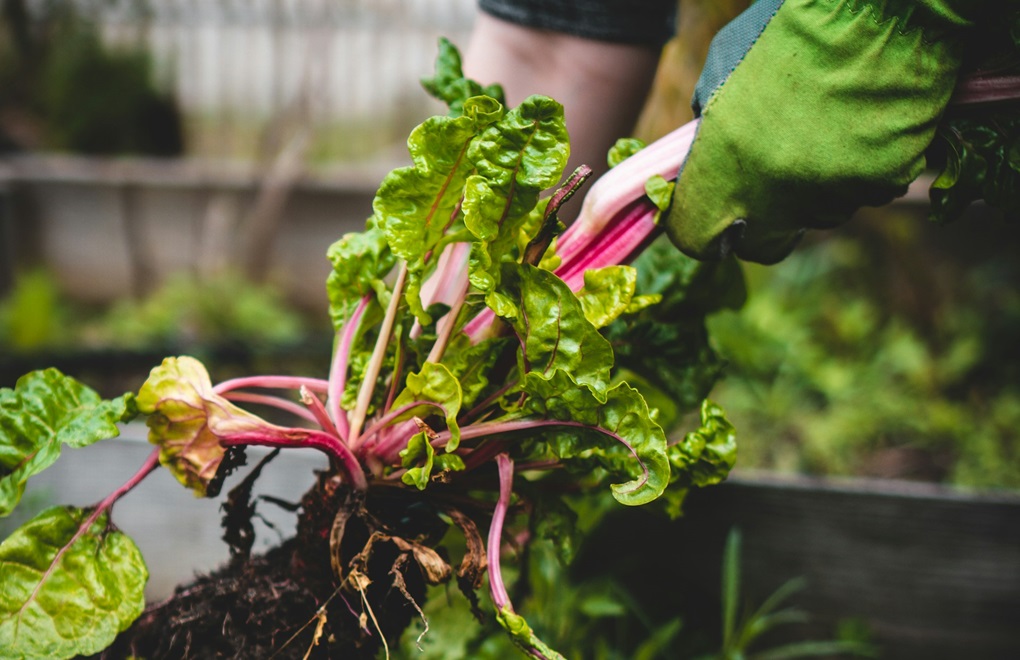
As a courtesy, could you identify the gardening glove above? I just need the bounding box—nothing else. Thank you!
[666,0,1012,264]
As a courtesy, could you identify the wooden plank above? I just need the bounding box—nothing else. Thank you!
[575,472,1020,659]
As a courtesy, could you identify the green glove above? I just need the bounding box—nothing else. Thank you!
[666,0,1009,264]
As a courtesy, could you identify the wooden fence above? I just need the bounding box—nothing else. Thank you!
[43,0,478,162]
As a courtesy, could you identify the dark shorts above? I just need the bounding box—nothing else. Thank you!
[478,0,678,48]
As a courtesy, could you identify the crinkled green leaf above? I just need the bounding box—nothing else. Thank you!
[465,95,570,306]
[520,369,598,426]
[661,399,737,518]
[0,506,147,659]
[669,399,737,489]
[530,493,581,565]
[420,36,505,116]
[522,370,669,506]
[625,293,662,315]
[613,368,680,432]
[502,263,614,397]
[435,453,465,475]
[391,362,463,451]
[326,226,395,330]
[400,432,435,490]
[399,431,465,490]
[1,370,133,517]
[606,238,745,416]
[376,95,503,324]
[441,334,513,409]
[136,356,284,496]
[0,443,61,522]
[595,383,670,506]
[607,137,645,168]
[576,265,638,329]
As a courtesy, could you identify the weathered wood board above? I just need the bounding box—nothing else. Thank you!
[576,471,1020,659]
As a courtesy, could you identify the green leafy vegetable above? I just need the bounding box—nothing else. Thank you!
[136,356,239,495]
[606,238,746,418]
[0,370,133,517]
[400,430,465,489]
[576,265,639,329]
[391,362,464,452]
[326,225,395,329]
[377,96,503,324]
[0,506,147,659]
[502,263,614,397]
[420,36,505,116]
[521,371,670,506]
[670,400,737,489]
[464,96,571,310]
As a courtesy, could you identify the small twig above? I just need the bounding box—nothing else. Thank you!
[355,572,390,660]
[269,585,345,659]
[301,609,327,660]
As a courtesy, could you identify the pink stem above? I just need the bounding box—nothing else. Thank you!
[329,296,370,440]
[18,449,161,619]
[462,307,499,344]
[426,274,469,364]
[487,453,514,610]
[463,195,657,343]
[566,118,697,255]
[301,386,339,437]
[414,242,470,338]
[462,380,518,424]
[220,429,368,491]
[222,392,317,424]
[461,439,507,472]
[555,199,660,291]
[94,449,161,519]
[212,376,330,396]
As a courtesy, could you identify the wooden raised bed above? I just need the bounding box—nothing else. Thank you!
[576,471,1020,659]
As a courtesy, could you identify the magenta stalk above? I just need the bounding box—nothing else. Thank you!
[220,429,368,491]
[487,453,515,611]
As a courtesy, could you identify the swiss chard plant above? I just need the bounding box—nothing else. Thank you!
[0,39,742,659]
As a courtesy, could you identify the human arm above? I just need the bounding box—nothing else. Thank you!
[462,2,673,199]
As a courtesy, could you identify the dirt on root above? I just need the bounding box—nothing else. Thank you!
[93,468,432,659]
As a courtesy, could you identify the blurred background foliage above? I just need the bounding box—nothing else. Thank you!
[708,209,1020,490]
[0,268,309,353]
[0,267,329,400]
[0,0,182,155]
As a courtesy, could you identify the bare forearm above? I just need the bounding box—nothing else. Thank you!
[463,12,663,207]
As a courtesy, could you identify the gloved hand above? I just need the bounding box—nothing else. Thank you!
[665,0,1009,264]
